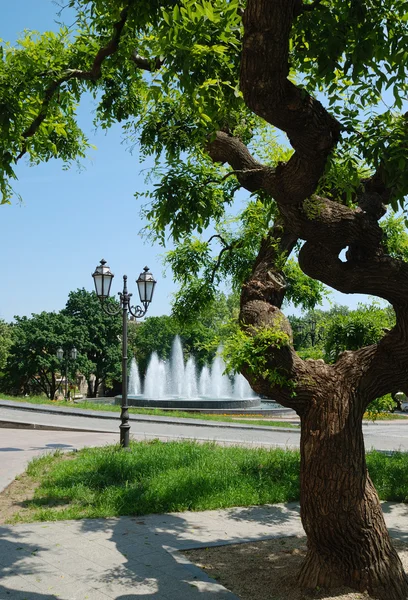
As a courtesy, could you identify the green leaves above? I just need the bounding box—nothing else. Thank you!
[324,304,395,363]
[291,0,408,210]
[63,289,122,389]
[381,213,408,261]
[139,157,237,243]
[2,311,79,398]
[283,259,329,311]
[223,327,293,390]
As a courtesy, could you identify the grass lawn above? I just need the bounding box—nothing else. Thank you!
[7,441,408,523]
[0,394,300,428]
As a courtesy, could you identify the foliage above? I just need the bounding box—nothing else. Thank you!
[288,306,349,356]
[324,304,395,363]
[224,326,293,390]
[381,213,408,261]
[127,315,179,374]
[292,0,408,210]
[283,259,329,311]
[0,319,13,372]
[166,200,327,320]
[1,311,78,398]
[139,157,238,243]
[365,394,398,421]
[63,289,122,396]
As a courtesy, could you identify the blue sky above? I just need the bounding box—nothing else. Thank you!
[1,1,372,323]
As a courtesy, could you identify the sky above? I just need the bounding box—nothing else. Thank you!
[0,1,372,324]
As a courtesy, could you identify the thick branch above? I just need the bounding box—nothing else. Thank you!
[130,51,164,71]
[240,0,341,204]
[238,221,322,412]
[16,6,129,162]
[206,131,275,193]
[299,242,408,305]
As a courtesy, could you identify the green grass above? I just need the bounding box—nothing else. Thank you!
[0,394,299,428]
[11,441,408,523]
[364,412,408,420]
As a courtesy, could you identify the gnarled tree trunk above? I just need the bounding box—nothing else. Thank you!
[298,381,406,598]
[206,0,408,597]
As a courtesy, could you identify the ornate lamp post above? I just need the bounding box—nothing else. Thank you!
[92,259,156,448]
[297,314,323,347]
[56,346,78,399]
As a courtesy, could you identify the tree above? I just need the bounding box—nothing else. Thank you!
[128,315,179,375]
[2,312,76,399]
[0,319,13,372]
[63,289,122,397]
[2,1,408,596]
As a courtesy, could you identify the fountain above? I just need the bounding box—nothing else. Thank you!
[120,336,264,410]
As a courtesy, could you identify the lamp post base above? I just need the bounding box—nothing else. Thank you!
[119,423,130,448]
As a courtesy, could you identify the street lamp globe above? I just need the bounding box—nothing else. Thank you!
[92,259,114,299]
[137,266,157,310]
[56,348,64,360]
[70,347,78,361]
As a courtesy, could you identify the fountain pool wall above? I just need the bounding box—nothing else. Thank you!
[120,336,262,409]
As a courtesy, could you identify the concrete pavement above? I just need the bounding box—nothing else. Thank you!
[1,502,408,600]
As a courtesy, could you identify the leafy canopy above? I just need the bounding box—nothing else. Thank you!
[1,0,408,322]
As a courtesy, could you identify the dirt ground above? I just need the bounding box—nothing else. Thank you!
[0,472,40,524]
[184,536,408,600]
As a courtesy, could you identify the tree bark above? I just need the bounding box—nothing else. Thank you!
[298,382,408,599]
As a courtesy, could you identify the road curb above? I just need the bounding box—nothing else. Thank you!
[0,399,300,434]
[0,418,115,434]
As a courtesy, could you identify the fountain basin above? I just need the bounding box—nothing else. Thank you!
[115,396,262,410]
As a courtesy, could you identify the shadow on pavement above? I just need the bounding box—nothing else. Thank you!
[0,527,60,599]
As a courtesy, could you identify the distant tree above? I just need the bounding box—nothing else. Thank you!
[289,305,350,358]
[324,304,395,363]
[128,315,179,375]
[2,312,76,399]
[63,289,121,397]
[0,319,13,372]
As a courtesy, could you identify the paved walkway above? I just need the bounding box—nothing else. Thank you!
[0,429,118,492]
[1,502,407,600]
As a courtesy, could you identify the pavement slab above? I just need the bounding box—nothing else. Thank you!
[0,502,407,600]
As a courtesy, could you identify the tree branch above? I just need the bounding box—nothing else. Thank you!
[130,51,164,71]
[206,131,274,193]
[240,0,341,205]
[16,6,130,162]
[298,241,408,306]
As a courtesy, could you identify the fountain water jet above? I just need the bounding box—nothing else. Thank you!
[128,358,141,396]
[121,336,262,409]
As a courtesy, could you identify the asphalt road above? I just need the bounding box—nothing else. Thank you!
[1,404,408,452]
